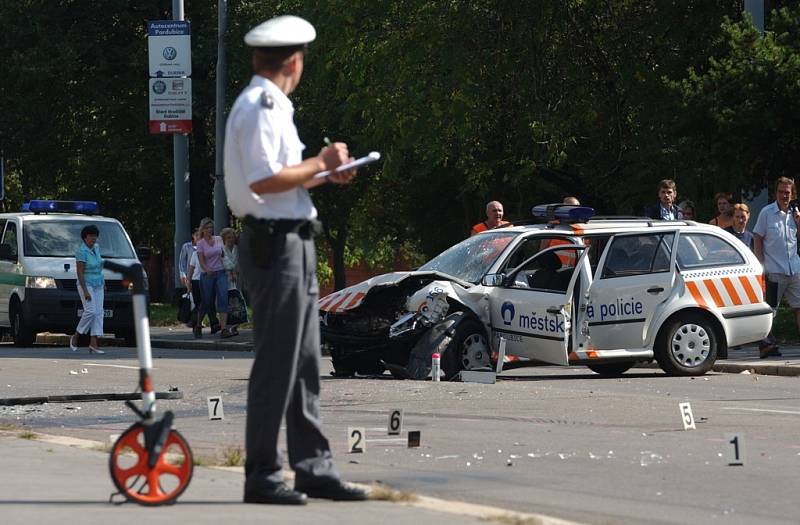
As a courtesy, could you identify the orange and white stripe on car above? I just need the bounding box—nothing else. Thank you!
[685,274,763,308]
[318,290,368,312]
[568,349,599,361]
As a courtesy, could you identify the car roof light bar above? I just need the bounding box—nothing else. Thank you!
[23,200,99,215]
[530,203,595,222]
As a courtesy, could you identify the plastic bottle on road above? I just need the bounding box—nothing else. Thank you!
[431,352,441,382]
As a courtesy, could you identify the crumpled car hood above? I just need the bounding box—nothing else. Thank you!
[318,271,469,312]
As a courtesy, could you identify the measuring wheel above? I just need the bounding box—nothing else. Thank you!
[109,422,194,505]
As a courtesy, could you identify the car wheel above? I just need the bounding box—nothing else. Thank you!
[442,317,490,380]
[655,313,717,376]
[11,303,36,347]
[586,362,633,377]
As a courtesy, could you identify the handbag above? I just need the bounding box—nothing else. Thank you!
[177,293,192,324]
[228,288,248,325]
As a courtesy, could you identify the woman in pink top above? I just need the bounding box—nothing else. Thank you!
[196,218,232,338]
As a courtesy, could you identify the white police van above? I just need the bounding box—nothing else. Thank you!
[319,204,773,378]
[0,200,144,346]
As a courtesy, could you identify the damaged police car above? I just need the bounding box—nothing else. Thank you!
[319,205,772,380]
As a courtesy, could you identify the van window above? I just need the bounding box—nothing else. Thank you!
[22,221,136,259]
[2,222,18,259]
[676,233,744,269]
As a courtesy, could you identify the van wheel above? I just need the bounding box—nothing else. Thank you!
[11,304,36,347]
[655,313,717,376]
[442,318,490,380]
[117,331,136,347]
[587,363,633,377]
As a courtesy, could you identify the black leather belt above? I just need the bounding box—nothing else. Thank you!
[244,216,322,238]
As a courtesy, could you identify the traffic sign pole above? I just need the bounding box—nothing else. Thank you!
[172,0,190,291]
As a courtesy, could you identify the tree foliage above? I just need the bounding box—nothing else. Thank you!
[3,1,795,292]
[669,6,800,205]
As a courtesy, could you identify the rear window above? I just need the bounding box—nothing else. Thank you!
[676,233,744,269]
[23,220,136,258]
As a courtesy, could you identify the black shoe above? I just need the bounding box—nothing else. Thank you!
[244,482,307,505]
[220,328,234,339]
[210,324,221,335]
[193,325,202,339]
[300,481,369,501]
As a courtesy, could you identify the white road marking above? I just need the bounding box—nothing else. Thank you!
[81,363,155,370]
[721,407,800,415]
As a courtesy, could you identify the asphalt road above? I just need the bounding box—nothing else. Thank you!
[1,345,799,525]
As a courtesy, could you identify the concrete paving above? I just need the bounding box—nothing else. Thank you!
[0,431,579,525]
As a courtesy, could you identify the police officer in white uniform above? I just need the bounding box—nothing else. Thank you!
[224,15,367,505]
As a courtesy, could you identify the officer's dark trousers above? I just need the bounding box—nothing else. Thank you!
[239,227,339,490]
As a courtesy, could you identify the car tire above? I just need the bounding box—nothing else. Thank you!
[441,317,490,380]
[655,312,717,376]
[11,303,36,347]
[586,362,633,377]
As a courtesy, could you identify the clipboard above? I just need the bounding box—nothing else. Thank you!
[314,151,381,179]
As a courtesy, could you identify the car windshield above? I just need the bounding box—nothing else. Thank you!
[418,232,517,283]
[23,220,136,258]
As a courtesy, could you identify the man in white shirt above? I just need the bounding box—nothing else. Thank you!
[753,177,800,358]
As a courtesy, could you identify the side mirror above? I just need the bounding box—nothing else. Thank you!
[481,273,505,287]
[0,244,17,261]
[136,246,151,261]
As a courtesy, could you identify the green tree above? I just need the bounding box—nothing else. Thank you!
[669,6,800,206]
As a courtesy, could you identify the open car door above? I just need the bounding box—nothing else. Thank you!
[486,244,589,365]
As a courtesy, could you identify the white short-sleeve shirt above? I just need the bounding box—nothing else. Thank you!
[753,201,800,275]
[224,76,317,220]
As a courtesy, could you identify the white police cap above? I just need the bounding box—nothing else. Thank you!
[244,15,316,48]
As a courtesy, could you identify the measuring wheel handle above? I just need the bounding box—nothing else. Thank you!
[103,261,194,505]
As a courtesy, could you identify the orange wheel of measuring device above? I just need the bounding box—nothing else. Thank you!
[109,423,193,505]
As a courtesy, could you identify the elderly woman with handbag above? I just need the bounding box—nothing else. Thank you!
[221,227,245,335]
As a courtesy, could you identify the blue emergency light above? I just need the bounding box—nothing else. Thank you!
[531,204,595,222]
[23,200,99,214]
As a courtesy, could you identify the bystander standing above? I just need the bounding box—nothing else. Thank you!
[642,180,683,220]
[725,203,754,251]
[470,201,510,236]
[709,192,734,229]
[678,200,697,221]
[753,177,800,358]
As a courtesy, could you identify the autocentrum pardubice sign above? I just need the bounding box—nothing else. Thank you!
[147,20,192,134]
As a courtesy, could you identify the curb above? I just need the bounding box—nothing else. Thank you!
[149,338,253,352]
[711,361,800,377]
[613,360,800,378]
